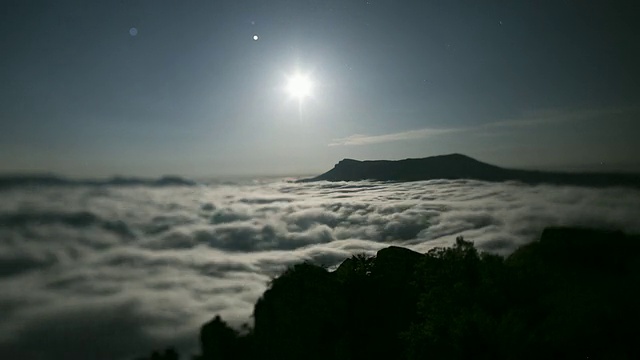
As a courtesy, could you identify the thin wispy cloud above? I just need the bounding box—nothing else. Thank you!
[329,107,634,147]
[485,107,630,129]
[328,128,460,146]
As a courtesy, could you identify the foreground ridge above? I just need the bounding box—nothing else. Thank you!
[138,227,640,360]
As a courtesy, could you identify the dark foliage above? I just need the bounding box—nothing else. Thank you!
[140,227,640,360]
[133,347,179,360]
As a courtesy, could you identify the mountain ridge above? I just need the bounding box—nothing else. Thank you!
[0,174,196,190]
[301,153,640,188]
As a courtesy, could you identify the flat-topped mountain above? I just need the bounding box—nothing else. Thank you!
[302,153,640,188]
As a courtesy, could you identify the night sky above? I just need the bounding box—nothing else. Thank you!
[2,0,639,177]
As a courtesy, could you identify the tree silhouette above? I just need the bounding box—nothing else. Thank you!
[134,347,180,360]
[252,262,346,360]
[199,315,238,360]
[139,227,640,360]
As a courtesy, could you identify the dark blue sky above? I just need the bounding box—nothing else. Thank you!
[1,0,639,177]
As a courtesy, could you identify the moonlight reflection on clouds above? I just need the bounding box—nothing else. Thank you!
[1,178,640,358]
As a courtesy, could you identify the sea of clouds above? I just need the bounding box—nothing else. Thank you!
[1,178,640,359]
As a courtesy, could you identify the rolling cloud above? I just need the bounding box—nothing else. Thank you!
[1,179,639,359]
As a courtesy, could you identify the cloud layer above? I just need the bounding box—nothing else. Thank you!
[1,179,640,359]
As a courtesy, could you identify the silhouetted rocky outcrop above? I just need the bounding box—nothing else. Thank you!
[301,153,640,188]
[143,227,640,360]
[196,315,240,360]
[133,347,179,360]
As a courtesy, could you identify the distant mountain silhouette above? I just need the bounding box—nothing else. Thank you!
[301,153,640,188]
[0,174,196,190]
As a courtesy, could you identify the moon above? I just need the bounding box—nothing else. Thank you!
[285,73,313,100]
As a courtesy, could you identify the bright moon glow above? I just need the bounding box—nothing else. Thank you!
[253,34,259,41]
[286,74,313,99]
